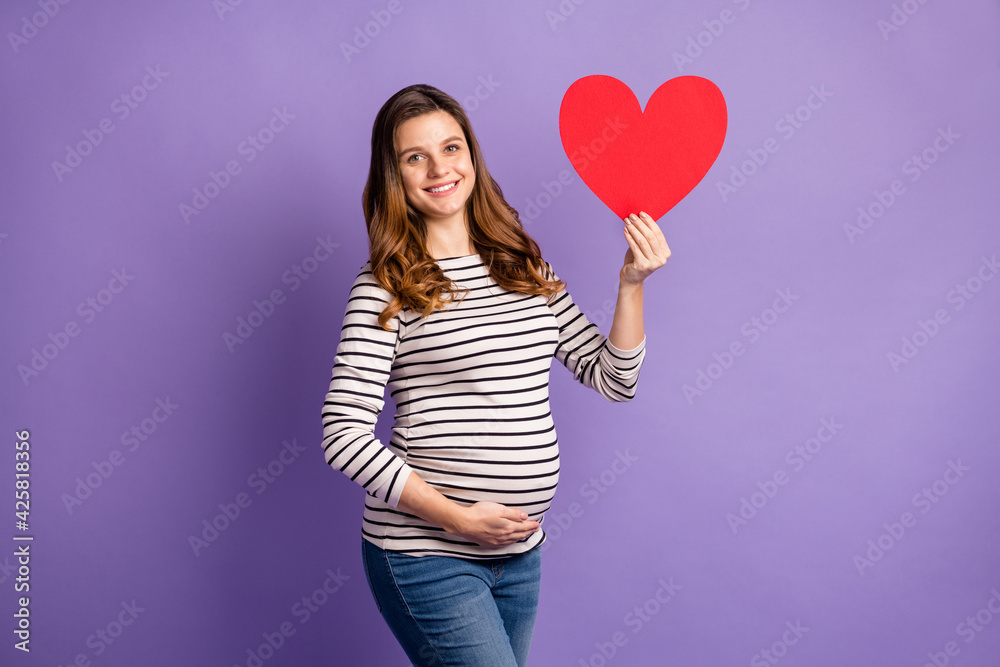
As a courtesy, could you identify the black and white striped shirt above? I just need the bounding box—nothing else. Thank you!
[321,253,645,559]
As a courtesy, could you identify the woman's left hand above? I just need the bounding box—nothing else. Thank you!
[621,211,671,286]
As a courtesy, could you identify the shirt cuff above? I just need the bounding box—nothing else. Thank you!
[604,335,646,359]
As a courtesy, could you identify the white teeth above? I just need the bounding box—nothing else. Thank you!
[427,181,457,193]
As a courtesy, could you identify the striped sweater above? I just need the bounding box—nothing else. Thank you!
[321,253,645,559]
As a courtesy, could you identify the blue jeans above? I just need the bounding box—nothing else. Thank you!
[362,539,542,666]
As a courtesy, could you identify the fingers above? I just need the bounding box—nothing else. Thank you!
[625,212,671,266]
[492,526,541,547]
[498,515,540,531]
[502,506,530,521]
[468,503,543,546]
[510,521,540,542]
[644,213,670,260]
[500,505,541,530]
[635,212,669,257]
[478,525,540,548]
[497,517,540,545]
[624,214,653,260]
[623,223,642,262]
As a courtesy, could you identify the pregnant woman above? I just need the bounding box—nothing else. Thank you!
[322,83,669,666]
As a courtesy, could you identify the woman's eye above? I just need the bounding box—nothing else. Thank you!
[445,145,458,153]
[406,154,422,163]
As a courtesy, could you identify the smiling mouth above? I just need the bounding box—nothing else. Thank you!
[424,180,459,193]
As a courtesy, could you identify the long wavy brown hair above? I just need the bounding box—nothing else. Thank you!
[363,83,565,330]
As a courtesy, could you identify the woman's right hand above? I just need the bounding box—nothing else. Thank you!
[451,502,541,548]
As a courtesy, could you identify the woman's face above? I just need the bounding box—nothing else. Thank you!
[394,110,476,226]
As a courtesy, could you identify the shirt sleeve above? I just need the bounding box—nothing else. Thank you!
[321,264,413,508]
[543,261,646,402]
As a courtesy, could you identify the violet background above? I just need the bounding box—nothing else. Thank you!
[2,1,999,665]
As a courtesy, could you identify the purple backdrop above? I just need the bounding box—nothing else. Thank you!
[3,1,1000,665]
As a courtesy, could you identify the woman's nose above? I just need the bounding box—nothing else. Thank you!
[425,156,448,177]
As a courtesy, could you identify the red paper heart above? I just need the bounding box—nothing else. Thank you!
[558,75,727,221]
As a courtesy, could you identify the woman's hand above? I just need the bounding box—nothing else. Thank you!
[621,211,670,286]
[450,501,541,548]
[398,474,540,548]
